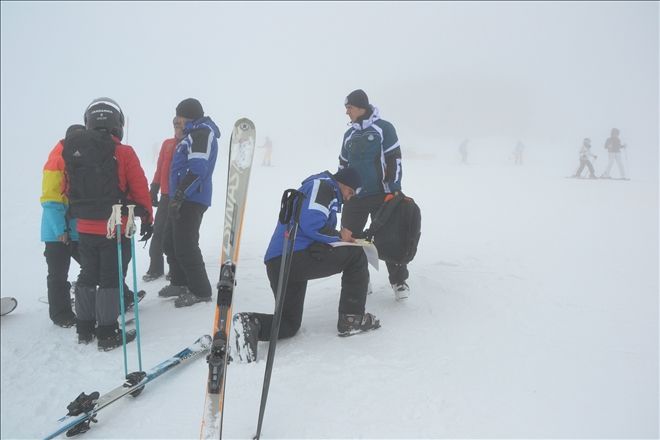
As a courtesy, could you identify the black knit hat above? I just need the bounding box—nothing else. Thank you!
[65,124,85,138]
[176,98,204,120]
[333,167,362,191]
[344,89,370,109]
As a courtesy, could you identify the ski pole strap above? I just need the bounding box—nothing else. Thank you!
[125,205,137,238]
[106,204,123,239]
[278,189,305,225]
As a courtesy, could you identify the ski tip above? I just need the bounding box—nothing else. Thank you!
[234,118,255,131]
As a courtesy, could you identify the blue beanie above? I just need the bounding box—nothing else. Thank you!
[333,167,362,191]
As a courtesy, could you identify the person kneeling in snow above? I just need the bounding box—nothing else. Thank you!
[232,167,380,363]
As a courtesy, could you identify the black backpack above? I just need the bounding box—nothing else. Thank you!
[62,129,124,220]
[364,192,421,265]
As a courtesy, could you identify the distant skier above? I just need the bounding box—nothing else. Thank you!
[143,116,185,282]
[573,138,598,179]
[64,97,153,350]
[513,141,525,165]
[232,167,380,363]
[258,136,273,166]
[601,128,627,179]
[40,124,85,328]
[158,98,220,308]
[458,139,469,164]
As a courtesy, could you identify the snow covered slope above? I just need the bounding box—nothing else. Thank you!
[1,146,657,439]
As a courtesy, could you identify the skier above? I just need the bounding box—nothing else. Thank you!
[142,116,185,282]
[601,128,627,179]
[40,124,85,327]
[459,139,469,164]
[573,138,598,178]
[158,98,220,307]
[513,141,525,165]
[64,97,153,350]
[232,167,380,363]
[258,136,273,166]
[338,89,411,300]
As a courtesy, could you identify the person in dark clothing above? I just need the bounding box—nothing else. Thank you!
[338,89,410,300]
[143,117,185,281]
[40,124,85,327]
[158,98,220,308]
[601,128,627,179]
[231,167,381,363]
[66,97,154,351]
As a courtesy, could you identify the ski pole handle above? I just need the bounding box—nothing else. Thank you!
[125,205,137,238]
[278,189,305,225]
[106,204,123,239]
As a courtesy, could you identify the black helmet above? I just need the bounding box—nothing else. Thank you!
[84,97,125,140]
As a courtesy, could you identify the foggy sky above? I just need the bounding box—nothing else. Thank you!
[1,1,658,193]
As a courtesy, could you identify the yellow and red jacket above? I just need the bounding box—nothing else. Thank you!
[40,140,77,242]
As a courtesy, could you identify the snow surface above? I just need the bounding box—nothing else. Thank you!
[1,2,659,439]
[1,144,658,439]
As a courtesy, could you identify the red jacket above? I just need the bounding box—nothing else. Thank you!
[152,138,177,195]
[76,137,154,236]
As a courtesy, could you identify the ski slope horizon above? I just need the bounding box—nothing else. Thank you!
[1,143,658,438]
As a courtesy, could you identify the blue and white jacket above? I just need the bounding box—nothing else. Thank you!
[339,106,402,198]
[169,116,220,207]
[264,171,344,262]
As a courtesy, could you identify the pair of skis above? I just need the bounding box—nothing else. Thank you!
[43,335,213,439]
[200,118,256,439]
[199,119,303,440]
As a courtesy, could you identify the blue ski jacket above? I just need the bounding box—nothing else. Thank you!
[264,171,344,262]
[169,116,220,207]
[339,106,402,198]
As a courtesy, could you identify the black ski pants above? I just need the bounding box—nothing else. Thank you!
[76,233,132,326]
[146,194,170,276]
[44,241,80,322]
[341,193,409,285]
[254,244,368,341]
[163,201,212,299]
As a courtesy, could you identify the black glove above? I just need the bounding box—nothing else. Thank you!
[169,190,185,220]
[308,242,331,261]
[139,222,154,243]
[150,183,160,208]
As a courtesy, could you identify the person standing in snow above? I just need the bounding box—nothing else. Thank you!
[64,97,153,350]
[459,139,469,164]
[232,167,380,363]
[40,124,85,328]
[513,141,525,165]
[158,98,220,308]
[573,138,598,178]
[142,117,185,282]
[338,89,410,300]
[601,128,628,179]
[258,136,273,166]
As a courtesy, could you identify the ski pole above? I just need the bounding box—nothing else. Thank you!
[254,189,305,440]
[108,204,129,377]
[125,205,143,371]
